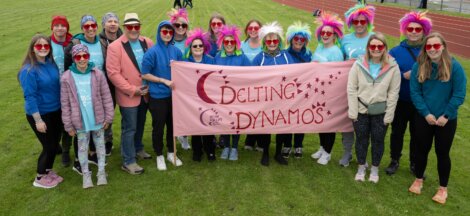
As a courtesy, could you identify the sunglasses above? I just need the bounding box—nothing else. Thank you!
[224,40,235,46]
[73,53,90,61]
[125,25,141,31]
[211,22,223,28]
[83,23,97,30]
[293,36,306,43]
[192,44,204,48]
[247,26,259,31]
[406,27,423,33]
[368,44,385,51]
[173,23,188,29]
[320,31,333,37]
[34,44,50,51]
[352,20,367,26]
[161,29,174,36]
[265,39,279,45]
[425,43,442,51]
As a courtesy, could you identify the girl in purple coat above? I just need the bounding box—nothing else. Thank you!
[61,44,114,188]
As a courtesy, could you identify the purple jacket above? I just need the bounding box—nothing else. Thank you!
[60,68,114,132]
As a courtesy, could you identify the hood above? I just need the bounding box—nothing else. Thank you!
[400,39,423,49]
[155,20,175,46]
[72,33,99,44]
[356,55,397,78]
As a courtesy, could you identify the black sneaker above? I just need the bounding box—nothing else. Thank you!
[275,154,288,165]
[61,151,71,167]
[294,148,303,158]
[88,154,107,166]
[386,160,399,175]
[207,153,216,161]
[105,142,113,156]
[72,160,82,175]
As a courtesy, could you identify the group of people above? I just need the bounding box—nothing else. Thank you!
[18,2,466,205]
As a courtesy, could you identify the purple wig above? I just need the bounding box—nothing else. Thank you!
[315,11,344,42]
[185,28,212,57]
[216,25,242,50]
[399,11,432,41]
[344,3,375,32]
[168,8,189,24]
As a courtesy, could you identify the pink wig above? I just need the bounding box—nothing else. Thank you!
[315,11,344,41]
[344,3,375,32]
[167,8,189,24]
[399,11,432,41]
[185,28,212,56]
[216,25,241,50]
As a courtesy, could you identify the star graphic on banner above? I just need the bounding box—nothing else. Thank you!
[321,90,325,95]
[282,76,287,82]
[328,81,332,85]
[307,83,312,89]
[327,110,332,115]
[321,81,325,86]
[196,70,200,74]
[330,74,334,79]
[315,78,320,82]
[304,93,309,98]
[314,88,318,93]
[338,71,341,74]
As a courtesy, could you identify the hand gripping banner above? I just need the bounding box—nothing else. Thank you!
[171,61,354,136]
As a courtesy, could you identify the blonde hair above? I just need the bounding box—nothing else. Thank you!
[417,32,452,83]
[364,32,389,68]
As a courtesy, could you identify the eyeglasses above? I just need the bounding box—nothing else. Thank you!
[368,44,385,51]
[83,23,97,30]
[173,23,188,29]
[406,27,423,33]
[352,20,367,26]
[247,26,259,31]
[161,29,174,36]
[320,31,333,37]
[425,43,442,51]
[192,44,204,48]
[125,25,141,31]
[34,44,50,51]
[293,36,306,43]
[265,39,279,45]
[211,22,223,28]
[224,40,235,46]
[73,53,90,61]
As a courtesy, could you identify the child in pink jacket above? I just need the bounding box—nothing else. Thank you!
[61,44,114,188]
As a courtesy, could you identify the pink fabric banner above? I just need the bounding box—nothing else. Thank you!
[171,60,355,136]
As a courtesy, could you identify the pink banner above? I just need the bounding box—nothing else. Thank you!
[171,60,355,136]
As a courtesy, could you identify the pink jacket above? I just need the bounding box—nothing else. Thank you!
[60,68,114,132]
[106,35,154,107]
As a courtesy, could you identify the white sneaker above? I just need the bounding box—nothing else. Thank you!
[369,166,379,183]
[317,152,331,165]
[178,136,191,150]
[156,156,167,171]
[167,153,183,167]
[355,165,367,182]
[311,146,325,159]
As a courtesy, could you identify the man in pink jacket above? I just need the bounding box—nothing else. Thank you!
[106,13,154,174]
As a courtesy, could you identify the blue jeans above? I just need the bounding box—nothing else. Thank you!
[119,97,148,165]
[222,134,240,149]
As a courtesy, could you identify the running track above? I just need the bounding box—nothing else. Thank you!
[273,0,470,58]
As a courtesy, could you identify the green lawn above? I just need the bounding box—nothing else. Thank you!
[0,0,469,215]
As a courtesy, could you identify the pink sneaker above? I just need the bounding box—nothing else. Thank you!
[33,175,58,189]
[47,170,64,183]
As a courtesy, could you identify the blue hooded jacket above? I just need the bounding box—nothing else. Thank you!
[214,52,251,66]
[142,20,183,99]
[287,46,313,63]
[185,54,215,65]
[252,50,294,66]
[389,40,421,102]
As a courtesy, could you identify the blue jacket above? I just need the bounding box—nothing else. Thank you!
[389,40,421,102]
[214,51,251,66]
[209,40,218,57]
[287,46,313,63]
[410,58,467,120]
[19,58,61,115]
[185,54,215,64]
[142,20,183,99]
[252,50,294,66]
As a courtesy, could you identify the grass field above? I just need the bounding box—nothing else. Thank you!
[0,0,469,215]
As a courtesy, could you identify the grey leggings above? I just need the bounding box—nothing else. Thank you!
[353,114,388,166]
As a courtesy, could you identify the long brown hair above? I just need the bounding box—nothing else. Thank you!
[417,32,452,83]
[244,19,262,41]
[18,34,53,79]
[364,32,389,68]
[208,13,226,41]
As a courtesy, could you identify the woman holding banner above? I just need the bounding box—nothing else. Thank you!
[215,25,250,161]
[183,28,217,162]
[252,21,294,166]
[311,12,345,165]
[347,33,400,183]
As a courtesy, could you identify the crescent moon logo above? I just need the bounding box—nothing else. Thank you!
[197,71,217,104]
[199,109,210,126]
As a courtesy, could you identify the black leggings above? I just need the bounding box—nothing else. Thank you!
[414,114,456,187]
[389,100,417,163]
[192,135,215,156]
[149,97,174,156]
[26,110,62,174]
[319,133,336,153]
